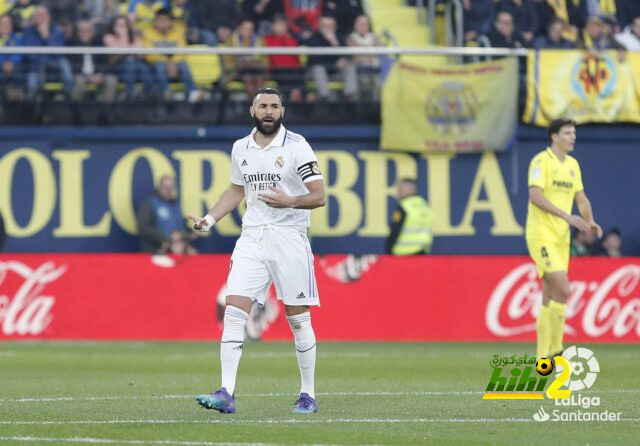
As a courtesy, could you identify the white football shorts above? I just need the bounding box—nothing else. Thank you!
[225,225,320,307]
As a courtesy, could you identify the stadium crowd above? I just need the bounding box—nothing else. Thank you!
[0,0,639,103]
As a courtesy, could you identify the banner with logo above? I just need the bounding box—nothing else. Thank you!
[1,254,638,342]
[380,58,518,152]
[523,50,640,126]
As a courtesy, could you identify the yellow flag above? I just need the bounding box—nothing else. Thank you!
[381,58,518,152]
[523,50,640,126]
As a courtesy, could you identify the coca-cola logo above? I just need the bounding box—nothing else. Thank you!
[486,263,640,338]
[0,261,66,336]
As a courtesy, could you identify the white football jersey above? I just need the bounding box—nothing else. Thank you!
[230,125,323,229]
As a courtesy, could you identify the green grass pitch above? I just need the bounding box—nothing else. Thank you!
[0,342,638,445]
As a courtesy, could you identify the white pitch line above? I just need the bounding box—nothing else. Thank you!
[0,391,481,403]
[2,388,638,403]
[0,418,535,425]
[2,418,640,426]
[0,437,351,446]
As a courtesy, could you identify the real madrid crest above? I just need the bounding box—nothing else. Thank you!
[275,155,284,168]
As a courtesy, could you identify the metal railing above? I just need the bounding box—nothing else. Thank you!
[0,45,529,57]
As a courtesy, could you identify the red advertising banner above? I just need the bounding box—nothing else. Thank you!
[0,254,638,342]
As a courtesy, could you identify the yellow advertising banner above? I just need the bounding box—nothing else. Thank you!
[523,50,640,126]
[381,58,518,153]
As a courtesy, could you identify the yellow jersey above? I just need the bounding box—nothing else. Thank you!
[525,147,583,244]
[142,23,188,64]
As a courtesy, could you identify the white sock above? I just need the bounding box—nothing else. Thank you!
[220,306,248,396]
[287,312,316,399]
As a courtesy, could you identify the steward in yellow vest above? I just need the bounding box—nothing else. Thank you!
[386,179,434,255]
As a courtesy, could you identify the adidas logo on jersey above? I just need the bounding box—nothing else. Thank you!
[241,159,248,166]
[296,292,306,299]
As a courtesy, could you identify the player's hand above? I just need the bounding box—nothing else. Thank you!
[188,214,215,232]
[589,221,603,239]
[258,186,293,208]
[567,214,590,233]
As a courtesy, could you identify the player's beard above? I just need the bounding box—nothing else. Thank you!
[254,115,282,136]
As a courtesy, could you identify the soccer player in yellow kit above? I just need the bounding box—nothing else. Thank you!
[526,118,603,360]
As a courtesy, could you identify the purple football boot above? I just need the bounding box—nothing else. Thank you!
[196,387,236,413]
[293,393,317,414]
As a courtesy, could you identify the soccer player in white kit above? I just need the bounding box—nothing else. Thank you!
[191,88,326,414]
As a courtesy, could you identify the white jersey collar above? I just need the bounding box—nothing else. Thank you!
[247,125,287,151]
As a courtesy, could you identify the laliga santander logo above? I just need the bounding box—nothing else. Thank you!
[485,263,640,338]
[0,261,66,336]
[558,346,600,391]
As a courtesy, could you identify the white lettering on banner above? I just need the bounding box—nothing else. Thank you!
[582,265,640,337]
[0,261,66,335]
[486,263,640,338]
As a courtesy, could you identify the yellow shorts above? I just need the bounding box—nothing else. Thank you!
[526,239,569,278]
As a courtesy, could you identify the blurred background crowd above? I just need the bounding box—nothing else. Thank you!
[0,0,638,109]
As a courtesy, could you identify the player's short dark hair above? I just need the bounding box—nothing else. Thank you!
[253,87,282,103]
[548,118,576,138]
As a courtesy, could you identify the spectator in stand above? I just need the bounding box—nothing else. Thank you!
[285,0,322,39]
[462,0,495,44]
[0,14,24,100]
[23,6,75,100]
[181,0,216,46]
[231,18,266,98]
[614,16,640,50]
[616,0,640,28]
[570,229,596,256]
[305,15,358,102]
[9,0,36,32]
[347,15,380,99]
[486,11,524,48]
[534,0,586,42]
[582,0,618,20]
[601,13,621,38]
[578,15,617,50]
[142,8,202,102]
[82,0,120,27]
[126,0,169,31]
[216,25,235,80]
[189,0,240,45]
[263,14,303,102]
[56,16,75,43]
[495,0,538,46]
[69,19,118,102]
[243,0,285,33]
[533,16,576,48]
[136,174,189,254]
[599,228,622,257]
[324,0,364,39]
[104,15,154,99]
[42,0,82,24]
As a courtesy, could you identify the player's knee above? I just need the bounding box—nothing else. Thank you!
[286,312,315,349]
[556,284,571,302]
[221,306,249,342]
[226,295,253,314]
[284,304,310,317]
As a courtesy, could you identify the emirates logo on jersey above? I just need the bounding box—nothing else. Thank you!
[243,172,282,183]
[275,156,284,168]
